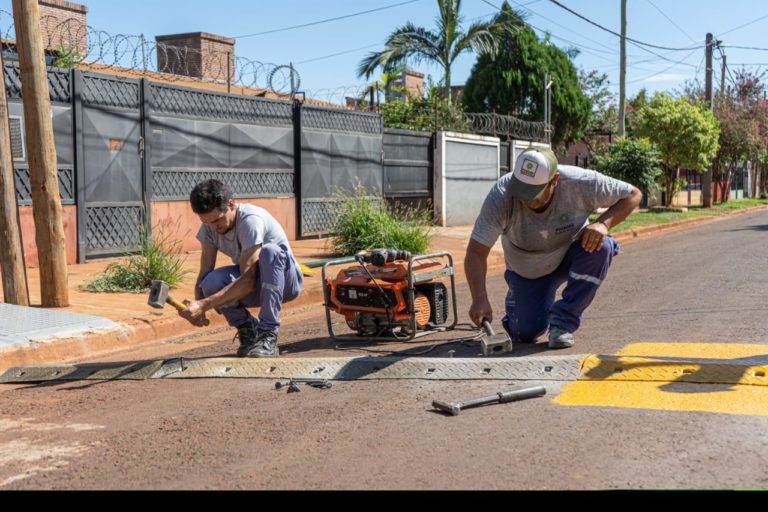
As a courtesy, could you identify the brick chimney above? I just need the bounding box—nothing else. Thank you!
[401,70,424,99]
[155,32,235,83]
[38,0,89,56]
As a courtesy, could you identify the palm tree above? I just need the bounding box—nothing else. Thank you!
[357,0,520,101]
[359,68,407,111]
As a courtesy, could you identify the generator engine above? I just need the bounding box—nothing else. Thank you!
[325,249,451,338]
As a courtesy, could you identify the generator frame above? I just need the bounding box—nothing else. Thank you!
[322,252,459,342]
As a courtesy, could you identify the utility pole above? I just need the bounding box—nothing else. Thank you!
[617,0,627,137]
[720,52,726,98]
[0,50,30,305]
[12,0,69,307]
[702,33,715,208]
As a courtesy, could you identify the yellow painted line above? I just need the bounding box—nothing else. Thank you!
[554,380,768,417]
[614,342,768,360]
[556,343,768,416]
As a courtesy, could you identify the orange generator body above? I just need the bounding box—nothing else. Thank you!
[322,251,457,340]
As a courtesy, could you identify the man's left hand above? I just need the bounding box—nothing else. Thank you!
[579,221,608,253]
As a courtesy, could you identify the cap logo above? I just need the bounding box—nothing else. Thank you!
[520,159,539,178]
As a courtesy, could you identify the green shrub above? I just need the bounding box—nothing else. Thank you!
[331,185,433,255]
[82,220,190,293]
[593,137,662,198]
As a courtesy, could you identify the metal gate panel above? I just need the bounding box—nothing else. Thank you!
[300,105,383,236]
[383,128,432,210]
[80,72,143,257]
[148,83,295,202]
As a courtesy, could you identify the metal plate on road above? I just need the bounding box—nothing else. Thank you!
[0,360,166,383]
[580,355,768,386]
[158,355,583,381]
[0,355,584,382]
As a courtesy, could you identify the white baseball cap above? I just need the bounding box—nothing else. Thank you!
[509,148,559,200]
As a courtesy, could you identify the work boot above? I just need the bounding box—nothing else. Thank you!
[235,320,259,357]
[242,328,279,358]
[548,325,575,349]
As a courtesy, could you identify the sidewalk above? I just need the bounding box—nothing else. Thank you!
[1,204,766,373]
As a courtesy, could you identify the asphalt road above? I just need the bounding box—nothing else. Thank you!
[1,210,768,490]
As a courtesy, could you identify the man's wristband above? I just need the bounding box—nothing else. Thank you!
[594,220,609,231]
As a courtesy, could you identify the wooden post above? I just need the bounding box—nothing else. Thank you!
[0,51,30,305]
[12,0,69,307]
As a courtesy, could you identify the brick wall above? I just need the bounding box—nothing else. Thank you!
[38,0,88,56]
[156,32,235,83]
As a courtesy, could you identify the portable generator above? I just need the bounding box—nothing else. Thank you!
[322,250,458,341]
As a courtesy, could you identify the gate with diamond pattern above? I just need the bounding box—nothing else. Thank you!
[298,104,383,236]
[76,71,145,258]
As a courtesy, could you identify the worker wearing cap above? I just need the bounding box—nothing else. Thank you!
[465,148,642,349]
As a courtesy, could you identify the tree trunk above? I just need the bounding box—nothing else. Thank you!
[0,50,29,305]
[12,0,70,306]
[664,165,678,207]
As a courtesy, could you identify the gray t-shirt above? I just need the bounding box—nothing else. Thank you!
[471,165,634,279]
[196,203,292,265]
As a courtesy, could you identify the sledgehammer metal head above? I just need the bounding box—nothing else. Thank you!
[148,280,173,309]
[480,319,512,356]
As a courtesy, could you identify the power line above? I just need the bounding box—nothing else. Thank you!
[718,46,738,87]
[610,47,700,86]
[547,0,701,51]
[645,0,697,44]
[295,43,383,65]
[722,45,768,51]
[233,0,422,39]
[293,9,500,66]
[716,12,768,38]
[504,0,619,53]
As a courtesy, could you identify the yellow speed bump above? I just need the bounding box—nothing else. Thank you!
[555,343,768,416]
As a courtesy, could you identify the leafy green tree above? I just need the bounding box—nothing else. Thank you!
[357,0,520,101]
[593,138,661,199]
[712,69,768,202]
[461,3,590,145]
[52,44,82,69]
[380,82,467,132]
[634,93,720,207]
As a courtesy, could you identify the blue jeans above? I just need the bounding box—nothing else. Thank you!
[199,243,303,331]
[501,237,620,341]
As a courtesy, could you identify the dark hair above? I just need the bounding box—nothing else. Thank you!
[189,179,233,214]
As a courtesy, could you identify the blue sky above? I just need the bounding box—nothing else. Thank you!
[2,0,768,104]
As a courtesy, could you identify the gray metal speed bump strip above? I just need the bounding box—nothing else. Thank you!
[0,355,584,383]
[0,360,166,383]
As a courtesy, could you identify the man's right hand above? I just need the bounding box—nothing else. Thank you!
[469,297,493,327]
[180,299,209,327]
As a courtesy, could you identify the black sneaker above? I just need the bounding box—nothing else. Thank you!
[235,320,258,357]
[242,328,279,358]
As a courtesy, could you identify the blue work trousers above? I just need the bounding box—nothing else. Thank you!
[501,237,620,341]
[199,243,303,331]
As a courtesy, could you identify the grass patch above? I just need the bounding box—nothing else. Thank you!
[81,220,190,293]
[331,185,433,255]
[593,198,768,234]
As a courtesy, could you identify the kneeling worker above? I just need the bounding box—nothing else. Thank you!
[180,179,302,357]
[466,148,642,349]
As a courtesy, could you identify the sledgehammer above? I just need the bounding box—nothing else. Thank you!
[480,319,513,356]
[432,386,547,416]
[147,279,209,326]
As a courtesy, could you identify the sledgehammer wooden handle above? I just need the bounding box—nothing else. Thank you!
[168,296,210,326]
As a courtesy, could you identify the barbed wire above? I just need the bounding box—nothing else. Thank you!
[303,84,371,106]
[460,112,551,142]
[0,11,301,95]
